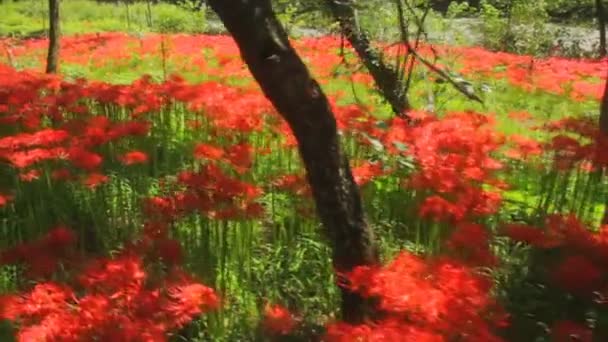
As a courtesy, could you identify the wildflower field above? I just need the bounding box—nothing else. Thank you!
[0,24,607,341]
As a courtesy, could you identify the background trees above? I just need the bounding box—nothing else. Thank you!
[45,0,59,73]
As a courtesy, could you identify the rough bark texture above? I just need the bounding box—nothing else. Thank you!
[597,0,607,57]
[207,0,378,323]
[45,0,60,74]
[325,0,411,116]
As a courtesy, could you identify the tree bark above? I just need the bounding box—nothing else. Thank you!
[599,70,608,225]
[324,0,411,116]
[597,0,607,57]
[45,0,60,74]
[207,0,379,324]
[600,69,608,136]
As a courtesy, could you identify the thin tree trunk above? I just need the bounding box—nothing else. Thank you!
[125,0,131,31]
[325,0,411,116]
[599,70,608,225]
[597,0,607,57]
[146,0,153,27]
[207,0,379,324]
[45,0,60,74]
[600,69,608,135]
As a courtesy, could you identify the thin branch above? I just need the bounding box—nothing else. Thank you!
[393,0,483,104]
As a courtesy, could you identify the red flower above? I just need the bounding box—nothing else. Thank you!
[225,142,253,174]
[551,255,603,295]
[119,150,148,165]
[194,143,224,160]
[52,168,73,181]
[262,304,296,335]
[446,222,497,266]
[165,282,220,328]
[69,147,103,171]
[19,169,41,182]
[501,223,550,247]
[0,193,13,208]
[83,173,109,189]
[45,226,76,250]
[352,161,384,186]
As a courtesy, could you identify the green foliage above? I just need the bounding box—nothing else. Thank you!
[479,0,554,56]
[153,4,206,33]
[0,0,206,37]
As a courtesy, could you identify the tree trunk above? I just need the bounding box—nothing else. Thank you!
[45,0,60,74]
[597,0,607,57]
[599,70,608,225]
[600,69,608,136]
[207,0,379,324]
[325,0,411,117]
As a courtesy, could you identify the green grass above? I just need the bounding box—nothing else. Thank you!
[0,0,207,37]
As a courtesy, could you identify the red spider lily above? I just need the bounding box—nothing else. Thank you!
[504,134,543,160]
[83,173,109,189]
[502,214,604,253]
[262,304,297,335]
[2,147,66,169]
[119,150,149,165]
[352,161,386,186]
[164,282,220,327]
[0,129,69,150]
[551,255,603,295]
[18,169,41,182]
[334,251,506,341]
[107,120,151,140]
[385,112,505,222]
[52,167,73,181]
[0,253,218,342]
[0,193,12,207]
[502,214,608,299]
[194,143,224,160]
[541,117,608,171]
[501,223,554,248]
[69,147,103,171]
[445,222,497,267]
[0,226,77,278]
[44,225,77,250]
[225,142,253,174]
[273,173,311,197]
[326,320,445,342]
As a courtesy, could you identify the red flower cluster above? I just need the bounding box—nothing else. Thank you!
[326,251,507,341]
[542,116,608,171]
[0,254,218,342]
[503,214,608,296]
[0,226,76,278]
[384,112,505,222]
[262,304,297,335]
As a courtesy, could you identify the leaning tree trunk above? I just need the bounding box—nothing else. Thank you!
[597,0,607,57]
[45,0,60,74]
[207,0,379,324]
[324,0,411,116]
